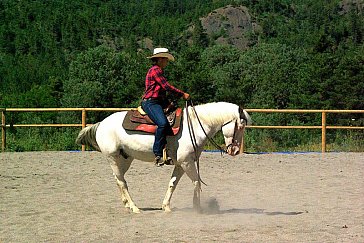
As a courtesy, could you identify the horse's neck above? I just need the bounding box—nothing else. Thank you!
[187,103,236,139]
[192,103,236,128]
[185,116,219,150]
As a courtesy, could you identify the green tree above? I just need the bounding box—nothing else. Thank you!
[62,45,147,109]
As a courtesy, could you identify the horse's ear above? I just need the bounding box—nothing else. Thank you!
[238,106,243,114]
[238,106,245,118]
[239,106,248,125]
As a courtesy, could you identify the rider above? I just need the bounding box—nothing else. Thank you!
[141,48,190,166]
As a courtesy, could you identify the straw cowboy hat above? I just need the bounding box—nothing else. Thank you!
[147,48,175,61]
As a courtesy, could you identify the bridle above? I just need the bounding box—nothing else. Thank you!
[224,106,249,154]
[185,100,227,154]
[185,100,246,185]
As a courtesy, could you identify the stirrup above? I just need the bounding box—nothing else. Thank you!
[163,148,174,165]
[164,156,174,165]
[155,149,174,167]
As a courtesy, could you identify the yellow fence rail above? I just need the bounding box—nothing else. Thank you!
[1,108,364,153]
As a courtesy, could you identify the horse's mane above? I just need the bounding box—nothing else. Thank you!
[191,102,239,127]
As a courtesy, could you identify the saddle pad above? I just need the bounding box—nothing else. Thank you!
[122,108,183,135]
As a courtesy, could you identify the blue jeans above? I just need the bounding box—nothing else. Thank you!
[141,99,173,157]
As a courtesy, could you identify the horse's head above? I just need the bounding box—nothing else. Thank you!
[221,107,252,156]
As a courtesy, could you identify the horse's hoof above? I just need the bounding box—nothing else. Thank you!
[162,205,172,213]
[131,207,141,213]
[193,206,202,214]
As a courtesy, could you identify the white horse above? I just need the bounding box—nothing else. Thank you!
[76,102,252,213]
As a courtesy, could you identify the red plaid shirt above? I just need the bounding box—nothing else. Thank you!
[143,65,184,99]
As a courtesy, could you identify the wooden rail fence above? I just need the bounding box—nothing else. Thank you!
[1,108,363,153]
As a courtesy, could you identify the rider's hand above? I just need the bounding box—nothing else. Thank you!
[183,92,190,100]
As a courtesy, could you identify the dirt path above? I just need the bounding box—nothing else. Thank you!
[1,152,363,242]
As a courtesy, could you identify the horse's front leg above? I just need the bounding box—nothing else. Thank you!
[162,165,185,212]
[108,155,140,213]
[182,161,202,212]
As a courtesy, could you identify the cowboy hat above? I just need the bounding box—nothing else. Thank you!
[147,48,175,61]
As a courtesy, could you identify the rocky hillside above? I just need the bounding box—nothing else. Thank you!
[340,0,363,13]
[143,5,259,51]
[200,5,260,50]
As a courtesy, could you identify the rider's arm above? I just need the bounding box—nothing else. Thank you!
[153,67,184,98]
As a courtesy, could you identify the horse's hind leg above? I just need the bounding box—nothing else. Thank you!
[162,165,185,212]
[108,154,140,213]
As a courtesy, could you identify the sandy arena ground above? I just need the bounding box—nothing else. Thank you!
[0,151,363,242]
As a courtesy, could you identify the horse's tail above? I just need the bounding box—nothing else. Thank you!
[76,122,101,151]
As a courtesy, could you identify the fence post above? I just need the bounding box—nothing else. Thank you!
[82,109,86,152]
[1,109,5,152]
[240,127,245,154]
[322,112,327,153]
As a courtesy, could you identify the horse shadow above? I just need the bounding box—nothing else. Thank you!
[139,207,163,211]
[214,208,304,216]
[140,207,304,216]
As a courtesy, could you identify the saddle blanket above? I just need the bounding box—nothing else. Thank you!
[122,108,183,135]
